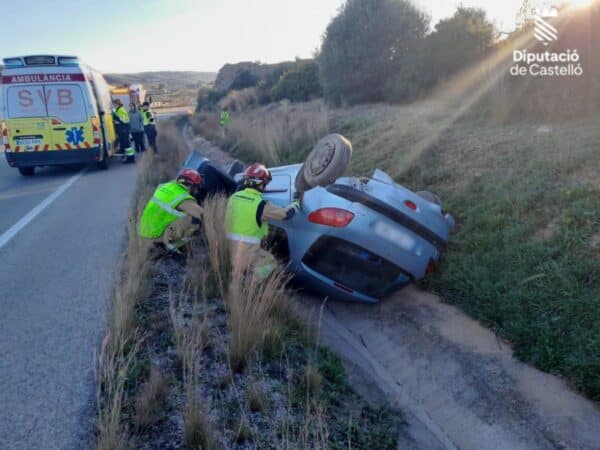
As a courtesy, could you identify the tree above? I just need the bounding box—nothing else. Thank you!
[419,7,496,88]
[318,0,429,105]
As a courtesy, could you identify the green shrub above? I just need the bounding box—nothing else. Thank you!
[270,60,322,103]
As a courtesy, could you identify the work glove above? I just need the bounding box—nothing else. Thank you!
[284,205,297,220]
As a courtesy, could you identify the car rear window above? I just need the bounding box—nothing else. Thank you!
[6,85,48,118]
[302,236,412,298]
[45,84,87,123]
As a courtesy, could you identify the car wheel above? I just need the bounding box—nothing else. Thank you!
[97,148,109,170]
[301,134,352,189]
[416,191,442,206]
[18,166,35,176]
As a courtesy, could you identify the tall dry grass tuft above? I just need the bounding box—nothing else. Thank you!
[169,288,216,449]
[132,367,169,430]
[200,194,231,298]
[95,120,191,449]
[226,247,290,372]
[95,334,141,450]
[227,100,329,166]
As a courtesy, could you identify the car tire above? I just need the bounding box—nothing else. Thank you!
[97,148,109,170]
[416,191,442,206]
[18,167,35,176]
[300,133,352,190]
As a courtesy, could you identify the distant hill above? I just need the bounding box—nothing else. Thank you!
[104,71,216,89]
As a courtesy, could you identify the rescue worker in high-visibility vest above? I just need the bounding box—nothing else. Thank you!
[139,169,205,251]
[141,101,158,153]
[219,108,230,139]
[225,163,300,278]
[112,99,134,157]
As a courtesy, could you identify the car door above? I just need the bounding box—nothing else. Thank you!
[46,83,93,151]
[5,84,51,152]
[263,174,292,207]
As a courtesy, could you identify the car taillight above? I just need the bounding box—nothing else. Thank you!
[425,258,437,275]
[308,208,354,227]
[1,121,9,150]
[91,116,101,144]
[404,200,417,211]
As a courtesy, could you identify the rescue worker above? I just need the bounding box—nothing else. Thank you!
[129,103,146,153]
[112,99,134,157]
[141,101,158,153]
[139,169,205,251]
[225,163,300,278]
[219,107,230,139]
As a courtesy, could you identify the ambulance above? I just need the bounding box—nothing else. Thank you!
[0,55,117,176]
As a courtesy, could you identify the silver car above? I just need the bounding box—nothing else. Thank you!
[182,146,454,303]
[260,164,454,302]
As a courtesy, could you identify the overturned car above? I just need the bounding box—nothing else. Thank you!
[182,134,454,303]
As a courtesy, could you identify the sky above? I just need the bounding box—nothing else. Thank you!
[0,0,535,73]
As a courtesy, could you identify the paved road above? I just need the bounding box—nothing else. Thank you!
[0,155,136,449]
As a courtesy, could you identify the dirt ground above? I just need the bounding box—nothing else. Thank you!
[295,287,600,450]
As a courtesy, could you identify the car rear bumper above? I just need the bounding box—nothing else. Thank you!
[4,148,101,167]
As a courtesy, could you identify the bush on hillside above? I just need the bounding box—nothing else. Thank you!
[229,70,259,91]
[417,7,495,91]
[270,60,323,103]
[318,0,429,105]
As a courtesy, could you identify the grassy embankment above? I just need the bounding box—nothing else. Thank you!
[192,101,600,400]
[94,121,402,449]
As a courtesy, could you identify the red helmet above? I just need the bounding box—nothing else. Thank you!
[177,169,203,186]
[243,163,272,188]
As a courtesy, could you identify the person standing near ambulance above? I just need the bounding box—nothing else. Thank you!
[113,99,133,156]
[129,103,146,153]
[141,102,158,153]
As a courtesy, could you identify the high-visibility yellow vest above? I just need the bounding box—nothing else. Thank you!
[142,109,155,126]
[139,181,194,239]
[225,188,268,244]
[219,110,230,126]
[114,106,130,124]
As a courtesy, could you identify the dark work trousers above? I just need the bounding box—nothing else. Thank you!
[116,123,131,152]
[144,125,157,153]
[131,132,146,152]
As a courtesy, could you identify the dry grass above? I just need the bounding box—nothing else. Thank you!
[191,100,329,166]
[132,367,169,430]
[199,194,231,298]
[226,247,291,372]
[95,121,192,449]
[183,394,218,450]
[94,334,141,450]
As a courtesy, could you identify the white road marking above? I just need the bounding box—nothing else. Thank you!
[0,169,85,250]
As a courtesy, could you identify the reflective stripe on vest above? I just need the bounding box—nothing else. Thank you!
[226,233,261,244]
[225,188,268,243]
[139,181,194,239]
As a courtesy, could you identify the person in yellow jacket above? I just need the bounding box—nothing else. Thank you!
[141,101,158,153]
[139,169,205,251]
[112,99,134,159]
[225,163,300,278]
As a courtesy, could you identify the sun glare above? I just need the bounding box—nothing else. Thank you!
[569,0,594,8]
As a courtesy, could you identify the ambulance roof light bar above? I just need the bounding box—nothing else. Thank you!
[2,55,80,67]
